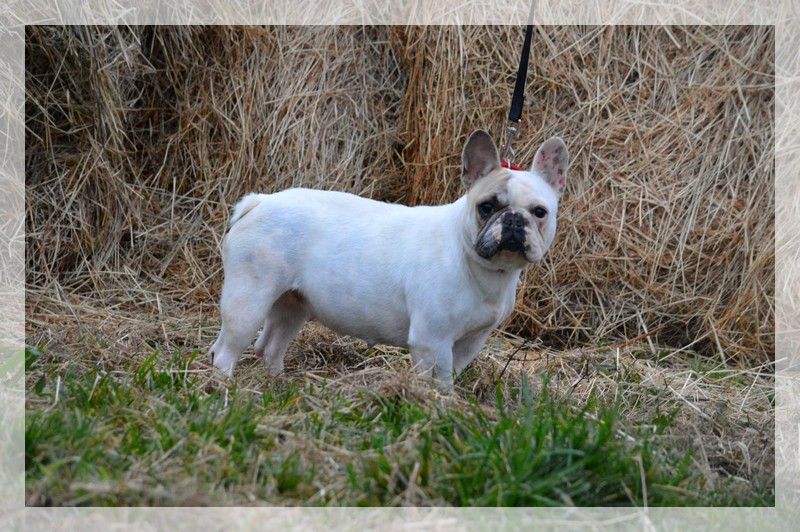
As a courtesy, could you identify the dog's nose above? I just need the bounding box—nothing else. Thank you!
[499,211,526,253]
[502,211,525,229]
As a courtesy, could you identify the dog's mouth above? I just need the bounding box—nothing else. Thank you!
[476,236,530,260]
[476,240,524,257]
[475,222,542,264]
[498,226,527,253]
[475,216,533,262]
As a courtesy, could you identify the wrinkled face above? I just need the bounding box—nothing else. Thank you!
[468,170,559,267]
[459,130,568,270]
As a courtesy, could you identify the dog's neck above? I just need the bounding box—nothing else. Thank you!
[464,251,522,296]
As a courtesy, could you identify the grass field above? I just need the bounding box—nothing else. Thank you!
[25,325,774,506]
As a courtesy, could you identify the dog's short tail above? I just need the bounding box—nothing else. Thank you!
[229,193,262,228]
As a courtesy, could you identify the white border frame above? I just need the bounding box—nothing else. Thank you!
[2,1,797,529]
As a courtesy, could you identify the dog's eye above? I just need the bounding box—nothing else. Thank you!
[531,206,548,218]
[477,201,494,218]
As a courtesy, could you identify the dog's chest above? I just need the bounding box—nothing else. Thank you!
[464,290,516,335]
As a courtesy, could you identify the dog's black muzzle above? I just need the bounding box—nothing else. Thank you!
[475,209,529,259]
[498,211,527,253]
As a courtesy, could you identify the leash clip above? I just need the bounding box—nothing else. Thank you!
[501,120,519,166]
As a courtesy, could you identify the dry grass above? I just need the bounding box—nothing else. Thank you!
[25,25,774,362]
[23,25,775,505]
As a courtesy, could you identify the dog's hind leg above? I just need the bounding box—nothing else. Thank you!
[256,291,308,376]
[210,269,283,377]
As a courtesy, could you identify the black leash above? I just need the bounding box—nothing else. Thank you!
[508,24,534,125]
[501,2,537,167]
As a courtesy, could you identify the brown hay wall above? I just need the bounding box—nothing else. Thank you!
[25,25,774,364]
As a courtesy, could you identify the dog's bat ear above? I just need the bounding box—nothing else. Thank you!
[531,137,569,195]
[461,130,500,188]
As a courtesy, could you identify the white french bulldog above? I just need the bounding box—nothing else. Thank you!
[210,130,568,391]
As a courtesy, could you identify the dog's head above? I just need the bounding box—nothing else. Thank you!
[460,129,568,270]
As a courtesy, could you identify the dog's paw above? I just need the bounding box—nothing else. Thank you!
[265,359,284,377]
[213,365,234,379]
[211,351,236,377]
[434,379,454,395]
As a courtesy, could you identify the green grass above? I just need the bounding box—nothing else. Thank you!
[25,348,768,506]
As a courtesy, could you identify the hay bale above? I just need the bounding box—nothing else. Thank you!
[25,25,774,363]
[26,25,405,293]
[391,25,774,363]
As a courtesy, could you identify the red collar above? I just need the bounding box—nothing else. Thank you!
[500,161,524,171]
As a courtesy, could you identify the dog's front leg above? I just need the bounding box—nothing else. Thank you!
[452,329,492,376]
[408,323,454,392]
